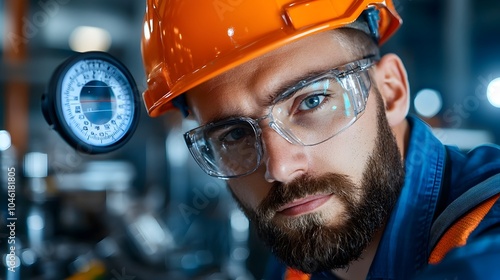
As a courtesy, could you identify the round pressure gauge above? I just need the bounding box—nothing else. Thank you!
[42,51,140,154]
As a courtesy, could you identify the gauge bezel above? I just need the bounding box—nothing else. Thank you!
[42,51,140,154]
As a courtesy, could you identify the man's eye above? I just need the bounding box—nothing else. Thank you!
[220,126,252,142]
[298,94,326,111]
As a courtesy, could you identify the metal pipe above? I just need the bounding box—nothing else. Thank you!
[3,0,30,158]
[444,0,471,126]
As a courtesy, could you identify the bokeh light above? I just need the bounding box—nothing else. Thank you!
[487,77,500,108]
[414,88,443,118]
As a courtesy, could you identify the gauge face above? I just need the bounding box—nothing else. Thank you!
[42,52,140,154]
[60,58,134,146]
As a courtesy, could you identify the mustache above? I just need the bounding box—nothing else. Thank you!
[257,173,357,217]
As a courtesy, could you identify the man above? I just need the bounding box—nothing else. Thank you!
[140,0,500,279]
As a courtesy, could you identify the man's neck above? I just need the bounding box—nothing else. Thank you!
[331,228,384,280]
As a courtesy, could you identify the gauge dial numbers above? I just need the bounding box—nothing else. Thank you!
[42,52,140,154]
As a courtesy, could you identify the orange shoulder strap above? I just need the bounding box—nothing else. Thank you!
[428,173,500,264]
[285,268,311,280]
[429,193,500,264]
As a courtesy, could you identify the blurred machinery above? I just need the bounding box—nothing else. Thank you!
[1,123,263,280]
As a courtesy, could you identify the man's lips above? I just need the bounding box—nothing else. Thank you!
[277,193,333,216]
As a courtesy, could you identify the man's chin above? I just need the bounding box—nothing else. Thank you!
[260,218,361,273]
[270,212,325,232]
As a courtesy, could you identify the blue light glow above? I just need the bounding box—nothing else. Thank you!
[487,77,500,108]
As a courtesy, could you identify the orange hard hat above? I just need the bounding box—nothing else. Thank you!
[141,0,402,117]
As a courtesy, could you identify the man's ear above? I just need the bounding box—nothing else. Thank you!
[373,53,410,127]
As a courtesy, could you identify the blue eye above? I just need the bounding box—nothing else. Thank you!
[298,95,326,111]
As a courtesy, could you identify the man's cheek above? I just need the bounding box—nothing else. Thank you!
[227,182,252,208]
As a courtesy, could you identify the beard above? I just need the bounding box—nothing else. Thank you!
[228,89,406,274]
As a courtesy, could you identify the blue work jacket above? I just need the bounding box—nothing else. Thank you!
[267,115,500,279]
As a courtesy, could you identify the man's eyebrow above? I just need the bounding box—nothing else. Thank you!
[204,113,246,126]
[261,68,334,107]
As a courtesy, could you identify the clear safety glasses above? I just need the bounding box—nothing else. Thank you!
[184,56,377,179]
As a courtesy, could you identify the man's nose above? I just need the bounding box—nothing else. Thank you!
[261,126,309,183]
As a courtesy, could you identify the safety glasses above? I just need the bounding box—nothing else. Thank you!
[184,56,377,179]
